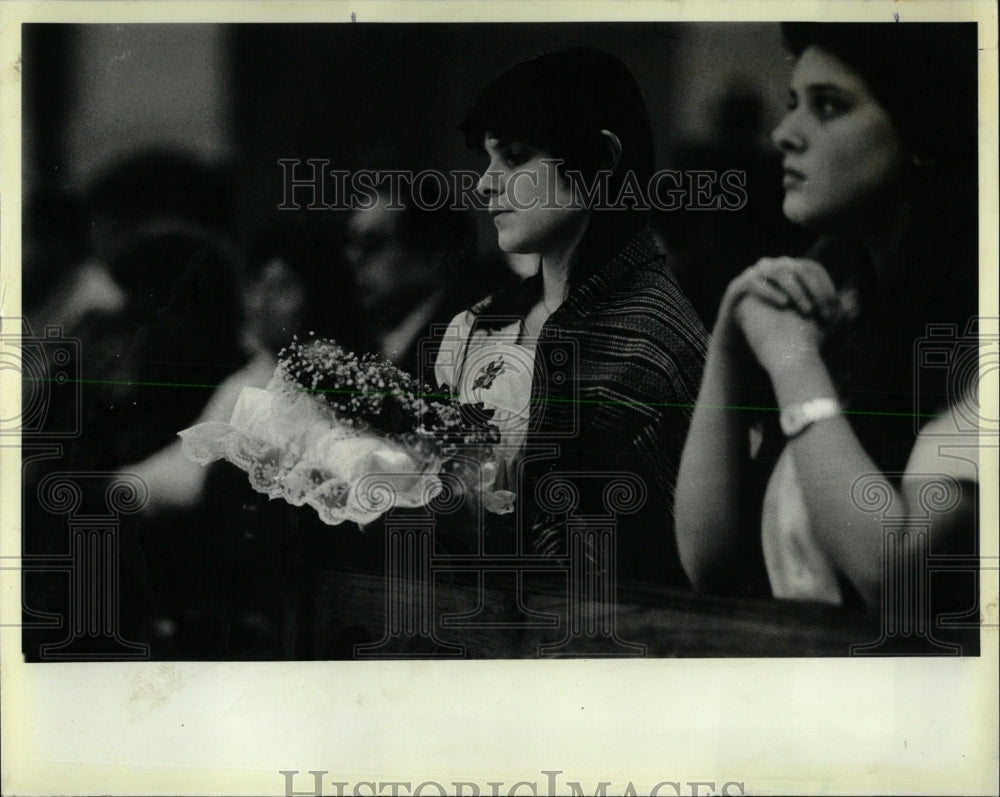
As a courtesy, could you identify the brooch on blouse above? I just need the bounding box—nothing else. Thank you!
[471,355,507,391]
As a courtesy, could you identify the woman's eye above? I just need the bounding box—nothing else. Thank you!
[502,147,531,167]
[810,95,849,120]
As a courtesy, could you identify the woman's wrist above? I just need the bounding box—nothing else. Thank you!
[763,343,823,380]
[768,347,837,407]
[704,330,753,394]
[708,304,754,361]
[714,285,747,341]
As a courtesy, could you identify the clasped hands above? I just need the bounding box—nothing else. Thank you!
[715,257,847,377]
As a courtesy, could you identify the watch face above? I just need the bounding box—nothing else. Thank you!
[779,407,804,437]
[781,399,840,437]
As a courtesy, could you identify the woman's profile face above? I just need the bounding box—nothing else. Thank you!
[771,45,909,232]
[477,135,590,257]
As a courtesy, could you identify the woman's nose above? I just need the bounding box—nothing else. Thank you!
[476,168,503,198]
[771,111,805,154]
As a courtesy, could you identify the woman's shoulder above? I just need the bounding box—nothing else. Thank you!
[905,388,981,485]
[590,228,694,302]
[442,307,477,337]
[433,309,475,387]
[592,232,708,344]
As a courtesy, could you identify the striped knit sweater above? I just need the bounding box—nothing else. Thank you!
[514,227,707,585]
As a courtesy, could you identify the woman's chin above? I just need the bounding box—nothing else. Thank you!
[781,196,812,226]
[495,233,532,255]
[782,200,836,233]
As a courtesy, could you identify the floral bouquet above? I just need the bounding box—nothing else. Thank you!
[179,337,514,526]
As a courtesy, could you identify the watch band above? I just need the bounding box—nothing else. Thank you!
[779,397,841,438]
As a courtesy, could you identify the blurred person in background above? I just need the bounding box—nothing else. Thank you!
[22,186,126,337]
[86,147,239,263]
[54,147,244,473]
[20,185,128,661]
[22,221,244,658]
[345,172,479,385]
[119,215,367,657]
[119,215,367,516]
[98,225,245,467]
[93,226,244,655]
[21,148,243,660]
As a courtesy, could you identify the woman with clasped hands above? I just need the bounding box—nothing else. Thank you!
[675,23,980,615]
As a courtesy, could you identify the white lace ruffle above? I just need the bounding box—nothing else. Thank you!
[178,379,444,526]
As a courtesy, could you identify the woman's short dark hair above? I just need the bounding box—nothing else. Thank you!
[459,46,655,190]
[459,47,656,288]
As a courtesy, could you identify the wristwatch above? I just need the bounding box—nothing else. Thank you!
[779,397,841,438]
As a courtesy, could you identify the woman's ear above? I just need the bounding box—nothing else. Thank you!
[600,129,623,171]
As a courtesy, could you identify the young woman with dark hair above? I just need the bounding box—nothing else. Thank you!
[676,23,979,616]
[436,47,707,584]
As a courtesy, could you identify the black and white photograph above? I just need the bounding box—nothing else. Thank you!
[1,1,997,795]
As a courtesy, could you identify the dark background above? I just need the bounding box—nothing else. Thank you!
[23,22,792,262]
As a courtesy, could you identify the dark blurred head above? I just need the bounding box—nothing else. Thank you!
[245,216,365,354]
[104,227,244,461]
[459,47,656,285]
[109,224,240,320]
[108,225,245,388]
[22,187,91,310]
[345,175,474,323]
[88,148,238,260]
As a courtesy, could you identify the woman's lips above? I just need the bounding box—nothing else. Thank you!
[782,166,806,188]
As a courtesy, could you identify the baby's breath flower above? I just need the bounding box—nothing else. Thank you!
[277,336,498,457]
